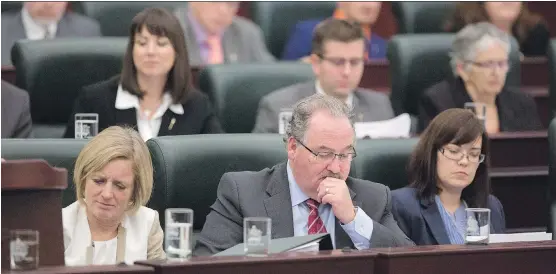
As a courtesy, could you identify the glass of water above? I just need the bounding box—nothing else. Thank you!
[465,208,490,245]
[10,229,39,270]
[464,102,487,126]
[74,113,99,139]
[243,217,271,256]
[165,208,194,260]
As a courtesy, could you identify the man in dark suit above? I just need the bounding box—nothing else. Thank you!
[1,81,32,138]
[196,94,413,256]
[174,2,275,66]
[253,18,394,134]
[2,1,101,65]
[282,2,386,61]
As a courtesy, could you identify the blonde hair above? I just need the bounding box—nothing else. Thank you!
[73,126,153,214]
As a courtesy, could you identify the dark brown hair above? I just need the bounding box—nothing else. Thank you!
[311,18,366,57]
[408,108,490,208]
[120,7,192,104]
[444,2,545,44]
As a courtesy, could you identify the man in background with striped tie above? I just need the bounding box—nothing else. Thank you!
[195,94,413,256]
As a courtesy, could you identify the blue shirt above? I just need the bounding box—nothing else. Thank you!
[435,195,467,244]
[287,161,374,249]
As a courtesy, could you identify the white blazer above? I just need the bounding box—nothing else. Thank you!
[62,201,165,266]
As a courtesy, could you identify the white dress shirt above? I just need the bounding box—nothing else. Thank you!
[62,201,159,266]
[21,7,58,40]
[287,161,373,250]
[315,81,354,108]
[91,238,118,265]
[115,85,184,141]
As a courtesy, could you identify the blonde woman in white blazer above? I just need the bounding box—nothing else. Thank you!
[63,126,166,265]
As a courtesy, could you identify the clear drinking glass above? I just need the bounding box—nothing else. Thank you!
[465,208,491,245]
[243,217,271,256]
[464,102,487,126]
[10,229,39,270]
[165,208,194,260]
[74,113,99,139]
[278,108,293,135]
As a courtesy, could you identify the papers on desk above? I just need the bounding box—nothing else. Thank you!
[489,232,553,243]
[354,113,412,139]
[214,233,333,256]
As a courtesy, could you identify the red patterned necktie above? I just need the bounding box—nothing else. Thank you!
[306,199,327,234]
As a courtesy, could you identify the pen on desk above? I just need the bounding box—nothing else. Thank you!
[169,118,176,130]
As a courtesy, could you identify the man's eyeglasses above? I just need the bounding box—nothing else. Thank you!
[439,147,485,163]
[295,138,356,163]
[317,54,365,68]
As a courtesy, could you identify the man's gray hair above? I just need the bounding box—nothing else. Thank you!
[286,94,354,142]
[449,22,511,76]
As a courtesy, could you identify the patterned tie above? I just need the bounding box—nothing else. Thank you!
[206,35,223,64]
[306,199,327,234]
[43,25,54,40]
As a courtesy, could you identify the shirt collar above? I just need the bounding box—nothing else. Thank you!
[315,80,354,108]
[287,160,310,207]
[187,9,223,44]
[114,85,184,115]
[21,7,57,37]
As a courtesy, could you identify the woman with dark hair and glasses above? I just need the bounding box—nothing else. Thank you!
[392,108,506,245]
[64,7,222,140]
[418,22,542,134]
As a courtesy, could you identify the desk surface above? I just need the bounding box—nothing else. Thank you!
[137,250,377,274]
[2,265,154,274]
[136,241,556,274]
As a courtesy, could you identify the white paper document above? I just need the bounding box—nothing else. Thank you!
[287,241,320,253]
[489,232,553,243]
[354,113,412,139]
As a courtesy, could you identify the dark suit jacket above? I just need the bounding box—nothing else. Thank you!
[1,81,32,138]
[418,78,543,132]
[63,76,223,138]
[195,162,414,256]
[281,19,387,60]
[391,187,506,246]
[1,11,101,65]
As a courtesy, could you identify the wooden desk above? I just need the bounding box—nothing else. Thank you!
[374,241,556,274]
[488,131,549,230]
[1,160,67,269]
[136,250,377,274]
[137,241,556,274]
[3,265,154,274]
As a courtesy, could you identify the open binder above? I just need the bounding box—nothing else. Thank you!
[214,233,333,256]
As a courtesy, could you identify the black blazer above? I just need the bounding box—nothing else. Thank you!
[391,187,506,246]
[418,78,543,132]
[63,76,223,138]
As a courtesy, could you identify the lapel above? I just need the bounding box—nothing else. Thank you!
[156,110,180,136]
[222,26,239,63]
[420,197,451,245]
[181,12,203,67]
[56,14,71,37]
[114,108,138,131]
[263,163,295,239]
[12,13,27,41]
[334,181,360,249]
[351,91,365,122]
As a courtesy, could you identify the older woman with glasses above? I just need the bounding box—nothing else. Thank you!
[391,109,506,246]
[418,22,542,134]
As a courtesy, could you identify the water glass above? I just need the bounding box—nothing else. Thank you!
[278,108,293,135]
[465,208,490,245]
[165,208,194,260]
[74,113,99,139]
[10,230,39,270]
[243,217,271,256]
